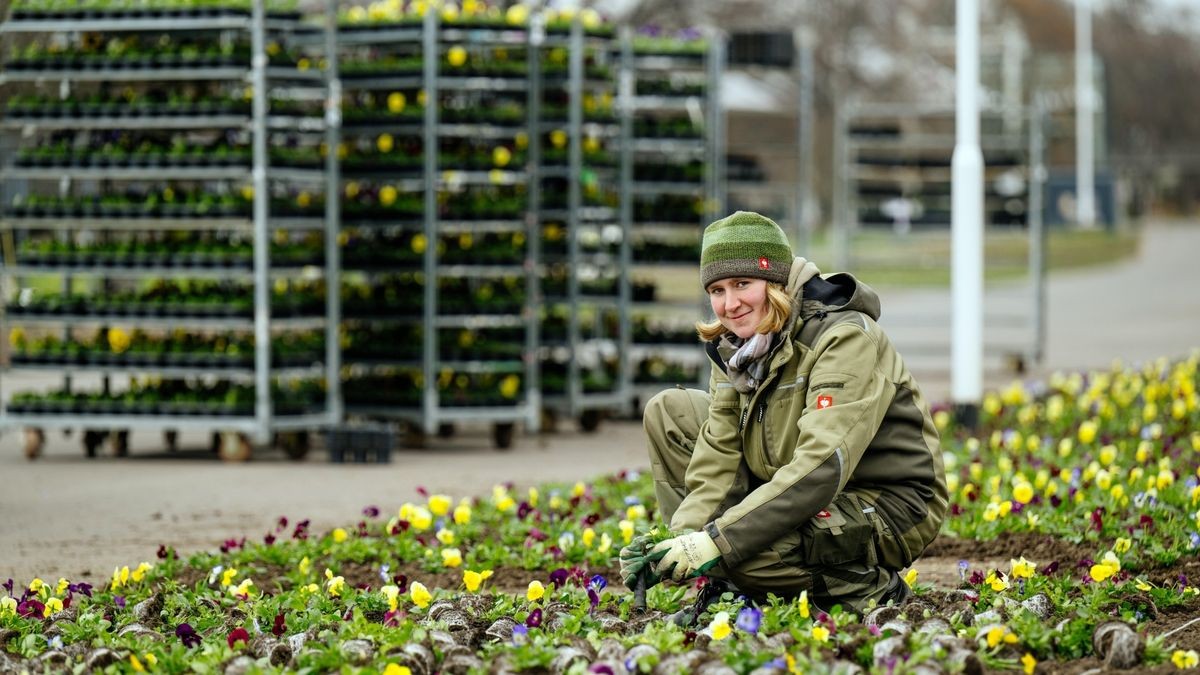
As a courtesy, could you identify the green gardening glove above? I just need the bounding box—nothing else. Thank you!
[651,530,721,581]
[619,534,665,590]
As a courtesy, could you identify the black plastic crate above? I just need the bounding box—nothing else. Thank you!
[325,425,394,464]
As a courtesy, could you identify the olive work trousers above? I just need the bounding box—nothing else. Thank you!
[643,387,897,614]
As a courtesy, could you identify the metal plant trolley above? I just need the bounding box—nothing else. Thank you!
[532,13,630,433]
[619,28,724,408]
[331,8,539,449]
[0,0,342,460]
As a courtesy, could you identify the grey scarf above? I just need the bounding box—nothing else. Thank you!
[723,332,776,394]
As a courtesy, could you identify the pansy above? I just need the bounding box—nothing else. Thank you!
[441,548,463,568]
[985,571,1009,592]
[1090,551,1121,582]
[618,520,635,544]
[272,613,286,637]
[1010,557,1037,580]
[298,556,311,576]
[176,623,201,648]
[582,528,596,548]
[453,502,472,525]
[324,569,346,596]
[221,568,238,587]
[0,597,17,616]
[984,625,1019,648]
[332,528,348,543]
[436,528,456,545]
[708,611,731,640]
[1021,653,1037,675]
[525,607,542,628]
[512,624,529,645]
[798,590,810,618]
[526,580,545,602]
[597,533,613,554]
[735,606,762,634]
[227,627,250,649]
[383,665,413,675]
[428,494,452,516]
[903,568,919,587]
[811,625,831,642]
[17,599,44,618]
[463,569,493,593]
[410,582,432,608]
[1172,649,1200,669]
[382,585,400,611]
[42,597,63,617]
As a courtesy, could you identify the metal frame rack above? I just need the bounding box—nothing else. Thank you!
[0,0,341,460]
[621,28,723,408]
[532,13,629,432]
[333,9,539,449]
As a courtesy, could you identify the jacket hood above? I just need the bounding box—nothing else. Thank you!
[785,256,882,327]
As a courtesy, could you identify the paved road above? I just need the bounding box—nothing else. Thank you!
[2,220,1198,585]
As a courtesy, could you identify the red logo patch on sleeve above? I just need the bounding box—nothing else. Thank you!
[758,256,770,270]
[817,395,833,409]
[816,510,831,518]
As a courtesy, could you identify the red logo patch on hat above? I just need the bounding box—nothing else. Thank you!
[817,395,833,409]
[758,256,770,270]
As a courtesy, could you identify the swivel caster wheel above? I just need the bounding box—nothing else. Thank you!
[23,428,45,460]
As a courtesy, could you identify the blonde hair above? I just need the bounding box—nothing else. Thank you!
[695,282,793,342]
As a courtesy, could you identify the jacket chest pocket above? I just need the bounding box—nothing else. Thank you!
[761,374,808,468]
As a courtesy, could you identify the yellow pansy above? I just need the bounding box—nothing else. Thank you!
[384,665,413,675]
[986,571,1009,592]
[463,569,493,593]
[1157,470,1175,490]
[618,519,635,544]
[1058,438,1074,458]
[0,597,16,616]
[799,590,810,618]
[582,528,596,548]
[811,624,831,642]
[410,582,432,608]
[221,568,238,587]
[1013,482,1034,504]
[428,494,452,516]
[1135,578,1154,592]
[332,528,348,543]
[528,487,539,507]
[325,569,345,596]
[230,578,255,598]
[626,504,647,520]
[55,578,69,596]
[597,533,613,554]
[1078,420,1098,444]
[708,611,731,640]
[1098,445,1118,467]
[1010,557,1036,579]
[447,46,468,67]
[985,625,1019,648]
[453,502,472,525]
[43,597,63,617]
[1021,652,1037,675]
[526,580,545,602]
[1090,551,1121,582]
[411,507,433,530]
[377,133,394,153]
[441,548,463,568]
[903,568,919,587]
[299,556,311,576]
[382,585,400,611]
[1172,650,1199,669]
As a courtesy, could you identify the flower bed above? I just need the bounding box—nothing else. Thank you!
[2,357,1198,670]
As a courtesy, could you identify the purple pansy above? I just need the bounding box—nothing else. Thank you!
[512,624,529,645]
[735,606,762,634]
[525,608,543,628]
[176,623,201,648]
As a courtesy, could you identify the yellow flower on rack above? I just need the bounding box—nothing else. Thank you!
[550,130,567,149]
[515,131,529,150]
[441,4,459,21]
[379,185,399,207]
[296,191,313,208]
[8,327,26,350]
[108,328,131,354]
[505,3,528,25]
[346,5,367,23]
[447,46,468,68]
[489,169,508,185]
[387,92,406,113]
[493,146,512,167]
[462,0,480,16]
[377,133,395,153]
[581,8,601,28]
[499,374,520,399]
[345,181,360,199]
[241,185,255,201]
[583,135,601,154]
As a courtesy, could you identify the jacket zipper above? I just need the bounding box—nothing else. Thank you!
[739,405,748,433]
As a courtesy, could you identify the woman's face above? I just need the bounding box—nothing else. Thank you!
[707,277,769,339]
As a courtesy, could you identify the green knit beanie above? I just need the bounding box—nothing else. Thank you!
[700,211,793,289]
